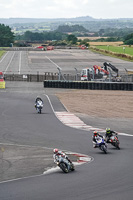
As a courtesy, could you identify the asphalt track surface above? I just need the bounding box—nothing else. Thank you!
[0,49,133,75]
[0,50,133,200]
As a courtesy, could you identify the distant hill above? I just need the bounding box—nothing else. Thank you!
[1,16,133,25]
[1,16,133,34]
[0,16,95,25]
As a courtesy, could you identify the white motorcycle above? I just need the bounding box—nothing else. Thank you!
[95,136,108,154]
[36,100,43,114]
[56,155,75,173]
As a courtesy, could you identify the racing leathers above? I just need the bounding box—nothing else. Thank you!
[35,97,43,109]
[105,130,117,143]
[92,133,103,148]
[53,151,72,164]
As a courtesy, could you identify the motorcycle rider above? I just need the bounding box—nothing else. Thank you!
[53,148,72,164]
[92,131,104,148]
[105,128,118,143]
[35,96,43,109]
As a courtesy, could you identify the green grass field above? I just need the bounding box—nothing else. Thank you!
[96,45,133,56]
[0,50,5,58]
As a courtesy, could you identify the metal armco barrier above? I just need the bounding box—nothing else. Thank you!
[44,81,133,91]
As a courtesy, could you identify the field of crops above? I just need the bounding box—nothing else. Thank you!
[94,45,133,56]
[89,41,123,46]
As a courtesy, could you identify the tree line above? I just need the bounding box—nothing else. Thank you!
[0,24,14,46]
[0,23,133,47]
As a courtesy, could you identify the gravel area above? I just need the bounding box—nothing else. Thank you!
[56,90,133,119]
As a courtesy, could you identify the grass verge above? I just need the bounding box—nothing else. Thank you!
[89,46,133,62]
[0,50,6,58]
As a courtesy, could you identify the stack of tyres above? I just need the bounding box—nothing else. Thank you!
[50,80,53,88]
[99,82,102,90]
[92,82,95,90]
[116,83,120,90]
[124,83,128,91]
[44,81,46,87]
[71,81,75,89]
[62,81,66,88]
[102,83,106,90]
[56,81,59,88]
[83,81,87,89]
[85,82,88,89]
[74,81,78,89]
[59,81,63,88]
[68,81,72,89]
[88,82,92,90]
[65,81,69,88]
[80,81,84,89]
[128,83,133,91]
[43,80,133,91]
[106,83,110,90]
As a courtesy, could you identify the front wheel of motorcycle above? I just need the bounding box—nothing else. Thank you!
[59,162,69,173]
[102,145,107,154]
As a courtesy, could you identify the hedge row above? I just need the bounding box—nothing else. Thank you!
[90,47,133,60]
[44,80,133,91]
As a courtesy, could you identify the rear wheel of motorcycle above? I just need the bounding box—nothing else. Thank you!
[71,164,75,171]
[115,141,120,149]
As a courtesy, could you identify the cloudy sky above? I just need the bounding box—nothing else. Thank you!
[0,0,132,19]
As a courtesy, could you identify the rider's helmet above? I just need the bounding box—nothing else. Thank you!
[106,128,110,134]
[93,131,98,136]
[53,148,58,154]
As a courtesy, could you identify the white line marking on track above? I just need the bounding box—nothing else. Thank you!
[45,56,62,69]
[4,52,15,74]
[43,153,93,175]
[44,95,133,137]
[55,111,133,137]
[0,51,9,63]
[19,51,22,74]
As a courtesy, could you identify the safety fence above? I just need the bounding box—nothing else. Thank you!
[44,80,133,91]
[4,73,80,82]
[4,73,58,82]
[3,73,133,83]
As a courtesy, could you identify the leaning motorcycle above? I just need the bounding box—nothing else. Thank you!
[57,156,75,173]
[110,135,120,149]
[95,136,107,154]
[36,100,43,114]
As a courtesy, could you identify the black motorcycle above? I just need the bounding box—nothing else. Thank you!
[110,135,120,149]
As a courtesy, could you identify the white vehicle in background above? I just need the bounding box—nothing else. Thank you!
[81,63,121,82]
[81,68,93,81]
[81,65,109,81]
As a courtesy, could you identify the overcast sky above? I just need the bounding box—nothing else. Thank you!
[0,0,132,19]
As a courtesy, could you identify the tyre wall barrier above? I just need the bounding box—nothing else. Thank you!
[44,81,133,91]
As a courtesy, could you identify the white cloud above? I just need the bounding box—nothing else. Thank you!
[0,0,133,19]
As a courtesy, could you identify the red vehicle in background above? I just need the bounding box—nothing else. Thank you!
[0,72,5,88]
[79,45,86,49]
[0,72,4,82]
[47,46,54,50]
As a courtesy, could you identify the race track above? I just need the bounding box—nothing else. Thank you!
[0,50,133,200]
[0,49,133,75]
